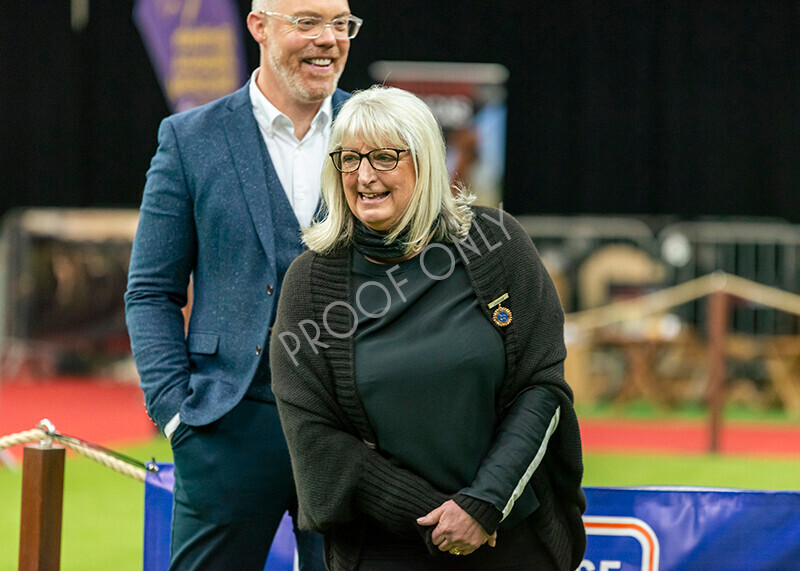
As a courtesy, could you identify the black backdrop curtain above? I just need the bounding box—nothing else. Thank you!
[1,1,798,221]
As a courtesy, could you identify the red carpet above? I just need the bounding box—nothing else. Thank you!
[0,377,157,460]
[2,377,799,461]
[579,418,800,458]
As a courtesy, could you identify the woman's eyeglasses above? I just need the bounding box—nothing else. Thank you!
[329,148,408,173]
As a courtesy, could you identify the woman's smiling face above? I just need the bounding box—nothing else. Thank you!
[341,138,416,232]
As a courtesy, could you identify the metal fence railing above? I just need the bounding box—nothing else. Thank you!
[658,219,800,335]
[516,213,800,335]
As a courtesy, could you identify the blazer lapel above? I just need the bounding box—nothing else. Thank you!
[222,82,278,277]
[332,88,350,119]
[221,85,351,277]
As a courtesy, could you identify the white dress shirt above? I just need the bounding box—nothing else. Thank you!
[249,68,332,228]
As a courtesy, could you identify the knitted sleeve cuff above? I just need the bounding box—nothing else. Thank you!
[356,453,451,539]
[453,493,503,535]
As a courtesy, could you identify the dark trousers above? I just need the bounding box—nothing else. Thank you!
[169,398,326,570]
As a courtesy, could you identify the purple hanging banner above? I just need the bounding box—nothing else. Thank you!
[133,0,247,112]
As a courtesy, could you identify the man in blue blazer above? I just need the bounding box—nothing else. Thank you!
[125,1,361,568]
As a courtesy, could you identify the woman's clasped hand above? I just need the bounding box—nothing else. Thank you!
[417,499,497,555]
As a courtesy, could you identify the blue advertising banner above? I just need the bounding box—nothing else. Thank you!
[582,486,800,570]
[133,0,247,112]
[144,472,800,570]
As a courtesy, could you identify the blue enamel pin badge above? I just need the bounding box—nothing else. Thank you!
[488,293,513,327]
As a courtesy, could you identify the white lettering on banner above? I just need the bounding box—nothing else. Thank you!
[579,560,622,571]
[582,516,660,571]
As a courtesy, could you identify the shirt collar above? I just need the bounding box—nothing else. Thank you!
[249,68,332,137]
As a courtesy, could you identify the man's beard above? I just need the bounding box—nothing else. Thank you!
[267,41,342,103]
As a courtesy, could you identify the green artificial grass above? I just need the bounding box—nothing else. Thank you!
[584,452,800,491]
[1,436,799,569]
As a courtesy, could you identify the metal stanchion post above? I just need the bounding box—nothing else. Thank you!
[18,433,65,570]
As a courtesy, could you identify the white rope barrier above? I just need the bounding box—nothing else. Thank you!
[0,422,149,482]
[0,428,47,451]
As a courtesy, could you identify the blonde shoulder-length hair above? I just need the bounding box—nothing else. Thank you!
[302,85,475,256]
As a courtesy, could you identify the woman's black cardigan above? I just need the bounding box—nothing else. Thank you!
[270,206,586,570]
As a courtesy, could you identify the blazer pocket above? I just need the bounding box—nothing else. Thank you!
[187,332,219,355]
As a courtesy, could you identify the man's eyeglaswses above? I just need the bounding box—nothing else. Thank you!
[329,148,408,173]
[260,11,363,40]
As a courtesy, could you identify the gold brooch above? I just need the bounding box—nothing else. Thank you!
[488,293,512,327]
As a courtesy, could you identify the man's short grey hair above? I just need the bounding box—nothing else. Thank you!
[303,85,475,256]
[251,0,274,12]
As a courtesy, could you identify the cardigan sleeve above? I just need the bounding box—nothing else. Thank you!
[453,208,578,535]
[270,253,451,539]
[455,386,561,533]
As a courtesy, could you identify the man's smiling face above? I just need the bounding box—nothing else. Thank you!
[262,0,352,104]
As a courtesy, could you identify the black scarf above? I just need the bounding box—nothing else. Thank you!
[352,220,410,260]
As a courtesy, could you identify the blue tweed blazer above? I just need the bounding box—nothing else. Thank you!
[125,81,350,431]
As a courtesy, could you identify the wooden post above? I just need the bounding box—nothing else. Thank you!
[707,291,729,454]
[18,444,66,570]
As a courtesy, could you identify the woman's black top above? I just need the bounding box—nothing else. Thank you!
[352,244,505,494]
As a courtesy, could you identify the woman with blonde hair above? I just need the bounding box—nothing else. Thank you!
[271,85,585,570]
